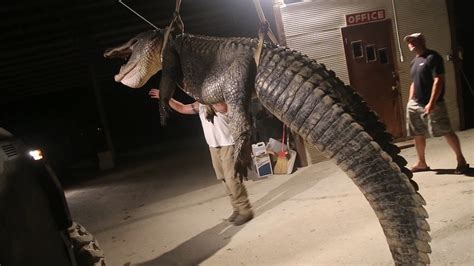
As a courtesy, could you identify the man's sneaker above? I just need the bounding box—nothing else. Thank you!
[226,211,239,222]
[232,211,254,226]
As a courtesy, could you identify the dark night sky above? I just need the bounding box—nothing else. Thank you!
[0,0,472,179]
[0,0,277,179]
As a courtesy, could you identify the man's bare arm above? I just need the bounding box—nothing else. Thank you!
[408,82,415,100]
[149,88,199,115]
[425,74,444,114]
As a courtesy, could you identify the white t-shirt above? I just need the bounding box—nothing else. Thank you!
[198,104,234,148]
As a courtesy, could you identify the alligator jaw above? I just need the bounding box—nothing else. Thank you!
[114,61,138,83]
[104,30,164,88]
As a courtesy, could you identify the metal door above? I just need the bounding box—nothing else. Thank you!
[341,19,403,138]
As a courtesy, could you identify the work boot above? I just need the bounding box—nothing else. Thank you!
[232,211,254,226]
[226,211,239,222]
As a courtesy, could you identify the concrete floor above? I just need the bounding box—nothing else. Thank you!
[66,129,474,265]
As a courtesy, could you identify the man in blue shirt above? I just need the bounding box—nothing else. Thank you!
[405,32,469,174]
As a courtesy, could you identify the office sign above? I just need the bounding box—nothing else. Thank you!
[346,9,385,25]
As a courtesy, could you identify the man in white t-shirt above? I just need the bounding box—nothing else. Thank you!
[149,89,253,226]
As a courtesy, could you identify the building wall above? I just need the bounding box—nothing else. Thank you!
[392,0,458,129]
[275,0,458,164]
[277,0,458,130]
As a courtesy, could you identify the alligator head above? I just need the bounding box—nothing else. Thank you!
[104,30,164,88]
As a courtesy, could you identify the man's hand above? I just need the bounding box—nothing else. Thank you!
[213,102,228,114]
[149,88,170,125]
[149,88,160,99]
[424,102,435,115]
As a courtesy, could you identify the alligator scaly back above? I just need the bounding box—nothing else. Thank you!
[104,30,431,264]
[255,45,431,265]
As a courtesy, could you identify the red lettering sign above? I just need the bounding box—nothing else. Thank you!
[345,10,385,25]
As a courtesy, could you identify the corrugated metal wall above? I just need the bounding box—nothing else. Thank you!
[276,0,458,163]
[279,0,393,84]
[392,0,458,130]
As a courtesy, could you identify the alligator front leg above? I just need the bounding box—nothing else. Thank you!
[160,44,182,126]
[158,77,175,126]
[203,105,217,124]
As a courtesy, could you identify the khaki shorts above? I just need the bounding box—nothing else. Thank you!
[406,99,453,137]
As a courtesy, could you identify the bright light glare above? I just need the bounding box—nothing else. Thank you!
[29,150,43,160]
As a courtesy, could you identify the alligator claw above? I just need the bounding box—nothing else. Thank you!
[204,105,216,124]
[235,159,249,182]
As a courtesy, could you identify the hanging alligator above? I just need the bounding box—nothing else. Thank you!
[104,29,431,265]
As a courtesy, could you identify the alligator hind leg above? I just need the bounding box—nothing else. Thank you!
[221,54,256,180]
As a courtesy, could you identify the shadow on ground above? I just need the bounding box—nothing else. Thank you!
[136,165,331,265]
[432,166,474,177]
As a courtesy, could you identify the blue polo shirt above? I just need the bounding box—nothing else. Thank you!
[410,49,445,105]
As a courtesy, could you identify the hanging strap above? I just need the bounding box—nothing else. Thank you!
[252,0,287,154]
[252,0,279,66]
[253,0,278,44]
[161,0,184,62]
[254,22,269,66]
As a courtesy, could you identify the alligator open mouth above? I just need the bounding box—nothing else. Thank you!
[104,45,135,84]
[104,30,163,88]
[114,60,137,83]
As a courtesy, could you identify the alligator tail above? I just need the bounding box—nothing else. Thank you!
[255,46,431,265]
